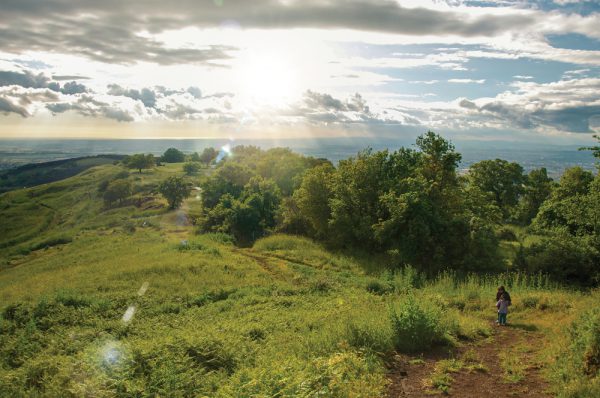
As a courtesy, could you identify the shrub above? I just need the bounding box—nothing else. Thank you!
[522,295,540,308]
[366,279,393,295]
[496,227,518,241]
[390,295,445,352]
[183,162,201,175]
[551,306,600,397]
[345,320,393,353]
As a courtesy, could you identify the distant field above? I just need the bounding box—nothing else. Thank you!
[0,155,125,193]
[0,163,598,397]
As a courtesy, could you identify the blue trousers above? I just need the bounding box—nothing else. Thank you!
[498,312,507,325]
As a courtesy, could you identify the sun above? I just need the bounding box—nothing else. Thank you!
[236,51,298,107]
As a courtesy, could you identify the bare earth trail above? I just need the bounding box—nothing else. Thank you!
[388,322,552,397]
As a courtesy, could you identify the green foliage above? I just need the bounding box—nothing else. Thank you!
[201,174,282,244]
[199,147,218,165]
[125,153,155,173]
[519,233,599,285]
[551,304,600,397]
[389,294,446,352]
[158,176,191,209]
[161,147,185,163]
[518,167,554,223]
[183,161,201,175]
[468,158,525,220]
[103,179,132,207]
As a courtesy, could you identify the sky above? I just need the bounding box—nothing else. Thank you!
[0,0,599,143]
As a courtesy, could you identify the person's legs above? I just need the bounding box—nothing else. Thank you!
[499,313,507,325]
[497,312,502,325]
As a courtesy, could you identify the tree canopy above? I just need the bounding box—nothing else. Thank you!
[159,176,191,209]
[161,148,185,163]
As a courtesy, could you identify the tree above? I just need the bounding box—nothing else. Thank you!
[468,159,525,219]
[159,176,191,209]
[161,147,185,163]
[200,163,255,208]
[103,180,131,207]
[190,152,201,162]
[294,163,335,238]
[518,168,554,224]
[126,153,155,173]
[199,147,219,166]
[183,162,201,175]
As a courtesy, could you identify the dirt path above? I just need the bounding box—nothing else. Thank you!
[387,322,551,397]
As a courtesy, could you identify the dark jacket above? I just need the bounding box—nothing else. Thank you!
[496,290,511,303]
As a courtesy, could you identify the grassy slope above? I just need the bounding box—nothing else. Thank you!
[0,155,125,194]
[0,164,597,397]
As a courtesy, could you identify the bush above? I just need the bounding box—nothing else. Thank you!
[366,279,393,295]
[183,162,201,175]
[552,306,600,397]
[496,227,517,241]
[390,295,445,352]
[345,320,393,353]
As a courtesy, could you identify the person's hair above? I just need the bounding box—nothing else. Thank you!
[498,286,505,292]
[500,292,507,299]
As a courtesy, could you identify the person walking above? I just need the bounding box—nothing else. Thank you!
[496,292,510,326]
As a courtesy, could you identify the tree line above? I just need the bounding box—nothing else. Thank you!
[111,133,599,285]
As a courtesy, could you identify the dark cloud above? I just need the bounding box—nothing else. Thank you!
[0,96,29,117]
[187,86,202,99]
[46,94,135,122]
[0,70,89,95]
[0,1,539,65]
[296,90,407,126]
[458,98,477,109]
[0,70,49,88]
[107,84,156,108]
[460,95,600,133]
[61,81,87,94]
[52,75,90,81]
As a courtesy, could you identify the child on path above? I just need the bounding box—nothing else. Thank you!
[496,293,509,326]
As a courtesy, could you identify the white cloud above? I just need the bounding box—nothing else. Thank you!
[448,78,486,83]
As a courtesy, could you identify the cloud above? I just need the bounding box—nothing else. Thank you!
[107,84,157,108]
[51,75,90,81]
[513,75,533,79]
[448,78,485,83]
[0,70,49,89]
[0,69,89,95]
[0,96,29,117]
[3,0,593,67]
[46,95,137,122]
[458,78,600,133]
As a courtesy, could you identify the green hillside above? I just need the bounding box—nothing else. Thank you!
[0,158,599,397]
[0,155,125,194]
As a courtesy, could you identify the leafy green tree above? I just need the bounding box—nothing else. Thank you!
[103,180,131,206]
[200,163,255,209]
[199,147,219,166]
[190,152,201,162]
[161,148,185,163]
[183,162,201,175]
[518,168,554,224]
[159,176,191,209]
[534,168,597,235]
[468,159,525,219]
[126,153,155,173]
[553,166,594,200]
[293,163,335,238]
[203,176,281,244]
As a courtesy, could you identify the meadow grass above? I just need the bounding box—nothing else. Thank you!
[0,165,598,397]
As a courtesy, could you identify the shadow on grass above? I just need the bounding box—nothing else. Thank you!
[508,322,538,332]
